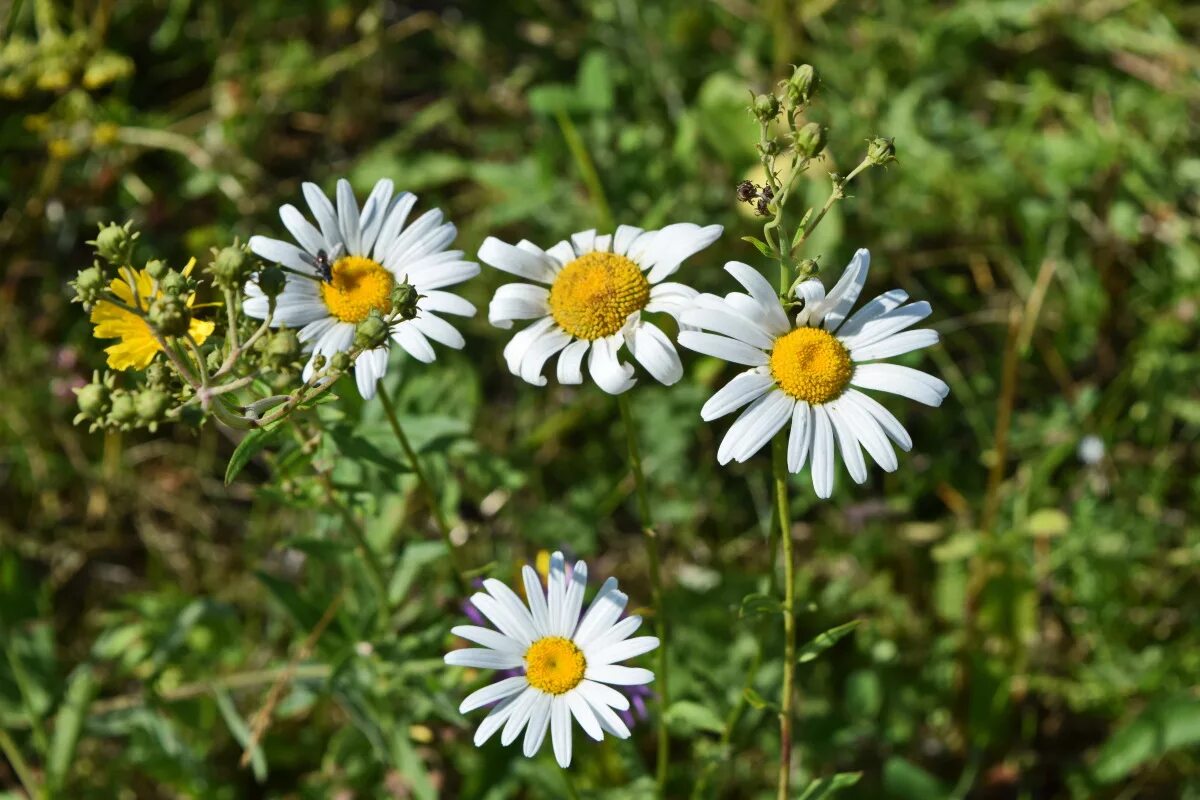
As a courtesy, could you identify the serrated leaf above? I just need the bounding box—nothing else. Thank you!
[796,771,862,799]
[225,427,279,485]
[741,235,774,258]
[664,701,724,736]
[46,665,97,792]
[797,620,860,664]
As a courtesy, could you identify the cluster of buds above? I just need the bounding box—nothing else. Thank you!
[73,368,188,433]
[751,64,826,163]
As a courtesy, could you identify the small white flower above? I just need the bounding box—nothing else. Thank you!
[245,178,479,399]
[1077,434,1105,465]
[444,551,658,768]
[478,223,722,394]
[678,249,949,498]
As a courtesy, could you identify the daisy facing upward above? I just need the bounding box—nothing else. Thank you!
[479,223,722,394]
[679,249,948,498]
[244,178,479,399]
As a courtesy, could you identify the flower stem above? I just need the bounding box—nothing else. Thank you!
[376,381,468,592]
[772,437,796,800]
[616,392,671,797]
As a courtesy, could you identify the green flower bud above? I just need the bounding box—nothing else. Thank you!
[391,280,420,321]
[758,137,785,157]
[144,362,170,387]
[145,259,168,280]
[785,64,818,106]
[108,390,137,426]
[266,329,300,367]
[752,92,780,123]
[256,264,286,299]
[74,380,110,420]
[91,221,136,266]
[207,348,224,373]
[867,136,897,167]
[794,122,827,159]
[71,264,106,307]
[134,388,171,422]
[329,352,350,372]
[311,354,327,372]
[354,311,390,350]
[148,294,190,337]
[158,270,188,297]
[210,246,251,291]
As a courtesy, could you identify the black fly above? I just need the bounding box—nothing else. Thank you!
[314,249,334,284]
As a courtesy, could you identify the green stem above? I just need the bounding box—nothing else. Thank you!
[772,438,796,800]
[0,728,42,800]
[559,764,583,800]
[555,109,615,232]
[377,382,468,592]
[616,393,670,797]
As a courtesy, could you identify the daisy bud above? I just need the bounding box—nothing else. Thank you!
[785,64,818,106]
[354,312,390,349]
[157,270,188,297]
[867,136,897,167]
[144,362,170,388]
[391,280,420,321]
[256,264,286,300]
[266,329,300,367]
[148,294,191,337]
[134,387,171,423]
[108,390,137,427]
[91,221,137,266]
[145,259,168,280]
[329,352,350,372]
[74,380,110,421]
[794,122,827,159]
[210,246,250,291]
[71,264,106,308]
[752,92,780,123]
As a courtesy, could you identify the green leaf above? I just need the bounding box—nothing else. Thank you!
[225,427,279,485]
[796,771,862,799]
[46,665,97,792]
[743,687,779,713]
[213,687,267,783]
[741,235,774,258]
[576,50,614,112]
[664,701,724,736]
[797,620,860,664]
[739,592,783,619]
[1091,695,1200,785]
[388,541,451,604]
[882,756,948,799]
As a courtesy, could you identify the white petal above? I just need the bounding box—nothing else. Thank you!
[460,676,528,714]
[827,401,868,484]
[503,317,556,374]
[811,405,836,498]
[700,369,774,421]
[422,290,476,317]
[584,664,655,686]
[638,223,724,283]
[585,615,643,653]
[556,339,590,384]
[411,313,465,350]
[570,229,596,255]
[627,322,683,385]
[840,301,932,350]
[450,625,524,653]
[645,281,699,317]
[573,577,628,648]
[566,690,604,741]
[489,283,550,329]
[843,389,912,451]
[835,288,909,338]
[384,211,455,270]
[270,298,327,328]
[613,224,644,256]
[850,329,939,361]
[717,390,794,465]
[559,560,589,638]
[787,400,813,473]
[391,325,436,363]
[336,179,363,256]
[483,579,538,640]
[545,240,576,266]
[723,261,789,334]
[279,204,326,256]
[444,648,523,670]
[469,593,535,647]
[792,279,827,328]
[837,395,898,472]
[680,306,775,350]
[473,692,523,746]
[518,326,573,387]
[547,551,566,636]
[406,257,479,291]
[677,331,768,367]
[522,566,550,638]
[851,364,949,407]
[587,636,659,666]
[353,347,389,400]
[479,237,557,283]
[357,179,394,255]
[551,696,573,768]
[576,679,631,713]
[523,694,553,757]
[593,233,613,253]
[249,236,313,273]
[501,686,542,746]
[372,193,417,262]
[588,336,636,395]
[302,182,343,253]
[586,695,631,739]
[819,248,870,331]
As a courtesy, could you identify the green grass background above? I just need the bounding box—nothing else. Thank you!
[2,0,1199,797]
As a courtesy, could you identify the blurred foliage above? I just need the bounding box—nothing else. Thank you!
[2,0,1199,797]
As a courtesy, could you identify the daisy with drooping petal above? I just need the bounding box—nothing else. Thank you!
[478,223,722,394]
[244,178,479,399]
[678,249,948,499]
[90,258,215,370]
[444,551,659,768]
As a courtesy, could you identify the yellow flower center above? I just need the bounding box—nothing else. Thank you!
[524,636,586,695]
[320,256,395,323]
[548,252,650,340]
[769,327,854,404]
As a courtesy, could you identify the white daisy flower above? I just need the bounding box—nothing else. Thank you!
[678,249,949,498]
[478,223,722,394]
[444,551,659,768]
[244,178,479,399]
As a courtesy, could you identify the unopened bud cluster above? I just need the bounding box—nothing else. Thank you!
[751,64,827,163]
